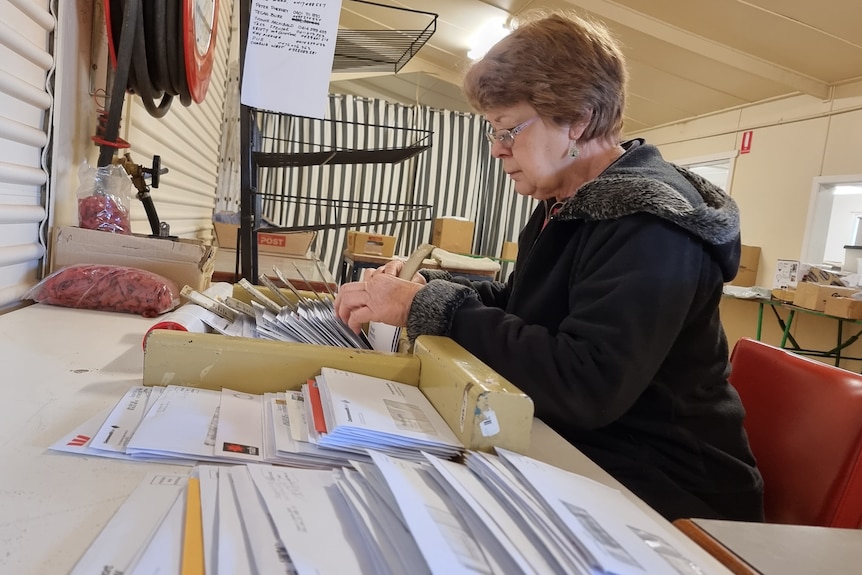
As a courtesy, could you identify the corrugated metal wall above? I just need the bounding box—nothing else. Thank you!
[0,0,53,312]
[239,94,538,281]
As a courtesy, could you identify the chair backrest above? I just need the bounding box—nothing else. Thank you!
[729,338,862,528]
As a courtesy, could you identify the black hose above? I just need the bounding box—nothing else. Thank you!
[108,0,192,119]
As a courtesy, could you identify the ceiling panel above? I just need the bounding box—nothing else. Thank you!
[328,0,862,134]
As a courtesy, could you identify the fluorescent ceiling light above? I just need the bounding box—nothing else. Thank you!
[468,18,510,60]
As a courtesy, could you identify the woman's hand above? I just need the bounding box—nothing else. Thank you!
[365,259,426,284]
[334,273,424,333]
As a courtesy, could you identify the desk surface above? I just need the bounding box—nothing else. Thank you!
[694,518,862,574]
[0,304,731,575]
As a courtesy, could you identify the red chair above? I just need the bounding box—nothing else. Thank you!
[729,337,862,527]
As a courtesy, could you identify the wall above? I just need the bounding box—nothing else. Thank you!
[51,0,234,244]
[631,80,862,370]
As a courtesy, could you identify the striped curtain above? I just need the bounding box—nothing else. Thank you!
[250,93,538,280]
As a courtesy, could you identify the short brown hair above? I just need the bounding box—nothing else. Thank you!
[463,12,627,142]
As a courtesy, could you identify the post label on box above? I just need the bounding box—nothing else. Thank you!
[258,233,286,248]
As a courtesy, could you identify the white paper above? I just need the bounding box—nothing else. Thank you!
[198,465,221,574]
[91,386,161,453]
[217,467,256,575]
[68,471,190,575]
[126,385,221,461]
[367,321,401,352]
[247,463,371,575]
[241,0,343,119]
[424,452,559,574]
[50,405,195,466]
[128,480,186,575]
[229,466,298,575]
[368,451,494,575]
[316,368,463,458]
[497,448,707,575]
[214,388,265,462]
[334,468,430,575]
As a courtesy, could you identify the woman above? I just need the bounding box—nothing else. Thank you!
[334,11,764,522]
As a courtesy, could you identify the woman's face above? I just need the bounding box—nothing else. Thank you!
[485,103,574,201]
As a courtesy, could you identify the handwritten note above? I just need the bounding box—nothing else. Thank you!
[241,0,343,118]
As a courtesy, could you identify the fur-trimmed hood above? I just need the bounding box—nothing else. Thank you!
[555,139,741,281]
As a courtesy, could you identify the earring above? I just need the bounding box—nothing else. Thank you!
[568,140,580,159]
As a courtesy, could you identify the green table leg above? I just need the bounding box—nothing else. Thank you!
[756,302,764,340]
[836,320,843,367]
[779,310,795,348]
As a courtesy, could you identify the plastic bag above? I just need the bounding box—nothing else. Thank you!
[24,264,180,318]
[76,161,133,234]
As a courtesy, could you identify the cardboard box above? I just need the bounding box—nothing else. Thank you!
[728,244,761,287]
[432,217,474,254]
[501,241,518,261]
[791,282,858,312]
[803,266,847,287]
[52,226,215,291]
[771,288,796,302]
[824,297,862,319]
[346,231,396,258]
[213,222,315,257]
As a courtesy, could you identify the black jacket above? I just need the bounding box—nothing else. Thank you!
[409,139,764,521]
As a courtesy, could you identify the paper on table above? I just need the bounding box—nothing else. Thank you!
[126,386,221,461]
[213,388,265,462]
[368,450,495,575]
[315,368,463,458]
[228,466,298,575]
[91,385,162,453]
[68,471,190,575]
[197,465,220,575]
[497,448,707,575]
[49,403,196,466]
[129,479,187,575]
[217,465,255,575]
[424,452,560,574]
[464,451,584,573]
[334,467,430,575]
[246,463,373,575]
[241,0,343,119]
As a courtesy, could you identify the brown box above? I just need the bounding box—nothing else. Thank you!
[728,244,761,287]
[791,282,858,312]
[213,222,315,257]
[824,297,862,319]
[501,241,518,261]
[52,225,215,291]
[432,217,474,254]
[771,288,796,302]
[346,231,396,258]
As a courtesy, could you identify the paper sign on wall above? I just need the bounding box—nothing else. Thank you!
[241,0,343,119]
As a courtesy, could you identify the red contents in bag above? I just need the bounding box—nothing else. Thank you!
[26,265,179,317]
[78,194,131,234]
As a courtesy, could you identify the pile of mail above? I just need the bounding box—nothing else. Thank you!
[68,449,710,575]
[52,369,463,469]
[169,274,408,352]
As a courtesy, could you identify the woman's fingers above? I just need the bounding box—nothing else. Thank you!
[333,275,421,332]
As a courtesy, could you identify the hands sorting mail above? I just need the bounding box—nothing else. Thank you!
[334,263,426,334]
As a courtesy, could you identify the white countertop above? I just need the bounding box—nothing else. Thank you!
[0,303,731,575]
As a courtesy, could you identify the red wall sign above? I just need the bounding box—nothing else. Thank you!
[740,130,753,154]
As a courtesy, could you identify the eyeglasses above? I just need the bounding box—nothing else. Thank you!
[485,117,538,148]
